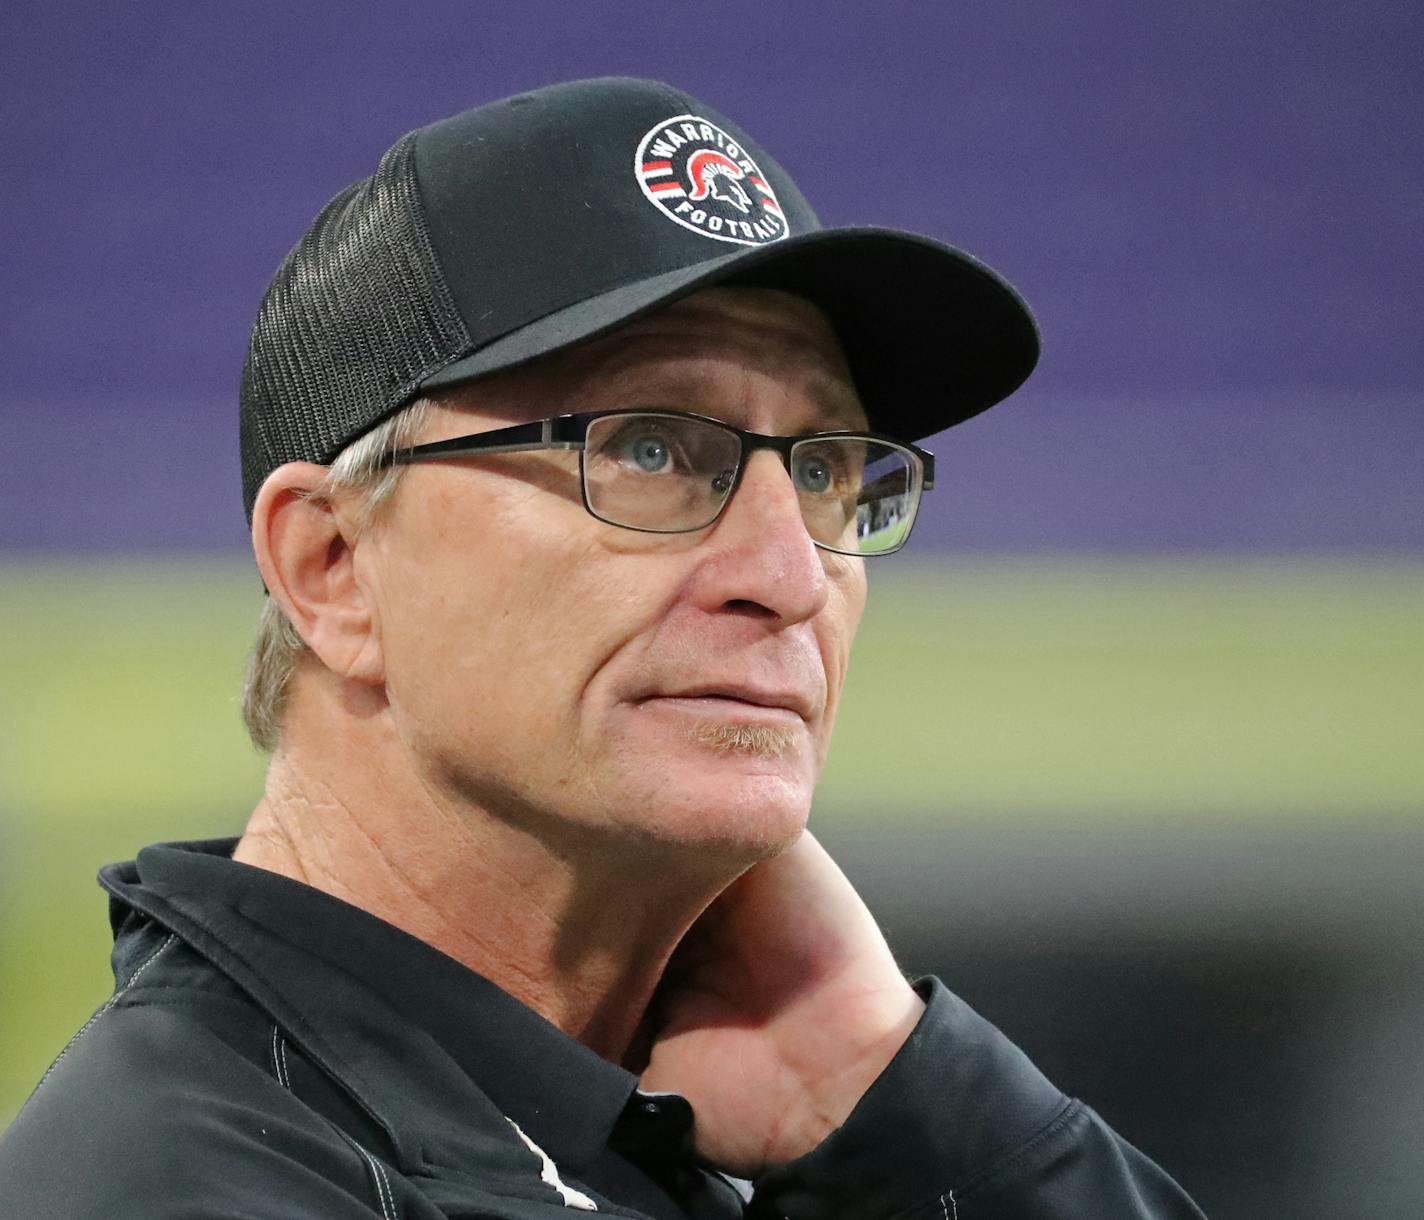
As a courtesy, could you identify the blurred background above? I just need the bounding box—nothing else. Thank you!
[1,2,1420,1216]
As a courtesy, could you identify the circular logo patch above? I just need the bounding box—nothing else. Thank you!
[635,114,788,246]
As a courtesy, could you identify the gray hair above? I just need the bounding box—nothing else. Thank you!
[240,398,433,752]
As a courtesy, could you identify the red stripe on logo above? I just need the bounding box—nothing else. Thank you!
[641,161,673,174]
[750,177,770,190]
[760,197,782,214]
[649,181,684,194]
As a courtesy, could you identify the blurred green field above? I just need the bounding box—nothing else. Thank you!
[2,554,1421,1125]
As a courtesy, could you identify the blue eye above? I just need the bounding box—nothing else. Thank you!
[794,453,833,494]
[628,435,671,473]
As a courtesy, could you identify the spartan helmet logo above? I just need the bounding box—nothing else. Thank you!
[686,150,752,214]
[635,114,789,246]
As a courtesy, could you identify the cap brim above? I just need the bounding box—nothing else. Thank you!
[419,227,1038,441]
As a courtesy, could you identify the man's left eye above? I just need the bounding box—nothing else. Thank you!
[793,454,834,493]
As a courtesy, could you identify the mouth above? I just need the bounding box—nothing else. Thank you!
[635,686,815,724]
[632,692,808,760]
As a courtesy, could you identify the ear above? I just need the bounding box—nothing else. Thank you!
[251,463,385,686]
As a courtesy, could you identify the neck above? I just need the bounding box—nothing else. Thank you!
[234,705,742,1065]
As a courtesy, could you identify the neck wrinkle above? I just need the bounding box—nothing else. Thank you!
[236,743,739,1067]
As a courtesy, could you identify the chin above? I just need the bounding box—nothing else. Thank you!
[615,747,816,866]
[588,700,824,864]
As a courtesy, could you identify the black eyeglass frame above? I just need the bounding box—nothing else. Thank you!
[378,409,936,555]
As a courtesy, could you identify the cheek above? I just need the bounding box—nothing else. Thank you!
[817,562,867,728]
[369,484,652,749]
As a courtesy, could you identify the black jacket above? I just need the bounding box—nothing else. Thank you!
[0,840,1206,1218]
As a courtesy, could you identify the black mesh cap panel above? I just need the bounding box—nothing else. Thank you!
[239,134,471,520]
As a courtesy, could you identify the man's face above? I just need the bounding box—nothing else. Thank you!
[353,287,870,867]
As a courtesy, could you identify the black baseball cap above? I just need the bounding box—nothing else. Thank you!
[239,76,1038,521]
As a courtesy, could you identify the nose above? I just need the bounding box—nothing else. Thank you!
[686,449,830,625]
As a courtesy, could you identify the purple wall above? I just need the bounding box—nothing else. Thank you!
[3,0,1420,551]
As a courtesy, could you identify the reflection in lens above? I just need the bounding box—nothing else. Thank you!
[793,439,919,555]
[853,450,918,554]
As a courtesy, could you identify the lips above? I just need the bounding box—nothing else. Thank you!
[636,683,818,722]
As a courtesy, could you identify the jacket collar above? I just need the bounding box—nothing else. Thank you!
[100,838,642,1175]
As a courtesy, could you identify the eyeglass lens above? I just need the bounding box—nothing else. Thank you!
[581,414,920,555]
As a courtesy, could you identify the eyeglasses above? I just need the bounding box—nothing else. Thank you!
[380,410,935,557]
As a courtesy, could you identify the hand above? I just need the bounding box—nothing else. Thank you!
[638,831,925,1177]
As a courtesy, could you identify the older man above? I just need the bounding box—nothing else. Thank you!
[0,79,1204,1217]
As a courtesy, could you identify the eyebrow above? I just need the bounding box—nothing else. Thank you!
[557,345,870,434]
[800,371,869,431]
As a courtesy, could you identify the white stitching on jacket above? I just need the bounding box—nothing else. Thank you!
[333,1128,397,1220]
[272,1029,396,1218]
[35,934,177,1093]
[370,1150,396,1220]
[269,1026,292,1090]
[351,1139,396,1220]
